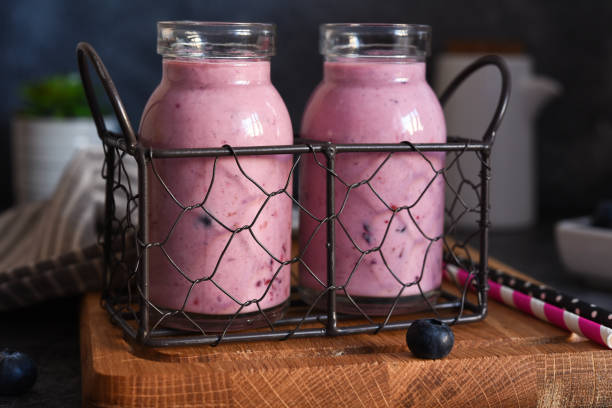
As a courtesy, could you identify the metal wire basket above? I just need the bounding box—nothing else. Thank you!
[76,42,510,347]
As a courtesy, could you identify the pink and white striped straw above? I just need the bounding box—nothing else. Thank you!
[444,263,612,349]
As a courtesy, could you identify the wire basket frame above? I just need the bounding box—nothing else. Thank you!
[76,42,510,347]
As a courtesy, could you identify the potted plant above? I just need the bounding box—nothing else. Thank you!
[11,73,108,203]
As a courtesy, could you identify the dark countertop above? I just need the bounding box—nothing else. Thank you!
[0,296,81,407]
[1,224,611,407]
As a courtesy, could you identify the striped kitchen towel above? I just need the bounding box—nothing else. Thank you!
[0,148,134,310]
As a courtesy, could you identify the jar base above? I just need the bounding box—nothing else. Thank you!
[150,300,289,333]
[298,287,440,316]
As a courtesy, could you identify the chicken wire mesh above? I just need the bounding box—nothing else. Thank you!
[77,42,510,346]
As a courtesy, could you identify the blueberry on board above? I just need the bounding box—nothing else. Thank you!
[592,200,612,229]
[406,319,454,359]
[0,349,37,395]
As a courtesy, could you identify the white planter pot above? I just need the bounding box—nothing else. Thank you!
[11,117,107,204]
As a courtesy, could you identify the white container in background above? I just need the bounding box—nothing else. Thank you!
[555,216,612,287]
[11,117,106,203]
[434,53,561,229]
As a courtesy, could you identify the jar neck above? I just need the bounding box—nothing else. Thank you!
[162,58,271,86]
[323,58,426,84]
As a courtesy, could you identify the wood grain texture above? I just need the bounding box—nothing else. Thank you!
[81,258,612,407]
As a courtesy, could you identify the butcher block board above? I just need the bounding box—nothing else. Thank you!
[80,258,612,407]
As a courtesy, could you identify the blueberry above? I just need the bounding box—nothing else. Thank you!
[0,349,37,395]
[362,223,372,244]
[200,215,212,228]
[406,319,454,359]
[592,200,612,229]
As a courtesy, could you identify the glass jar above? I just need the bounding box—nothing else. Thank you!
[140,21,293,331]
[298,23,446,315]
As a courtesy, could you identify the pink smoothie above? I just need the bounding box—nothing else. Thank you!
[299,60,446,313]
[140,59,293,317]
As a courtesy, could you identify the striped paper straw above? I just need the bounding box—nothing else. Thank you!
[487,267,612,327]
[444,263,612,349]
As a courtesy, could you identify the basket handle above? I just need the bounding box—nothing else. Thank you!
[76,42,138,149]
[438,55,511,145]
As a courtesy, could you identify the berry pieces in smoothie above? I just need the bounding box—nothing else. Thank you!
[199,215,213,228]
[362,223,372,245]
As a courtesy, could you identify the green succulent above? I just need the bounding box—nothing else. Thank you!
[19,73,98,118]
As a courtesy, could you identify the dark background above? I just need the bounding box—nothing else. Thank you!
[1,0,612,218]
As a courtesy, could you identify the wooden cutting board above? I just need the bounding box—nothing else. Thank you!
[80,258,612,407]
